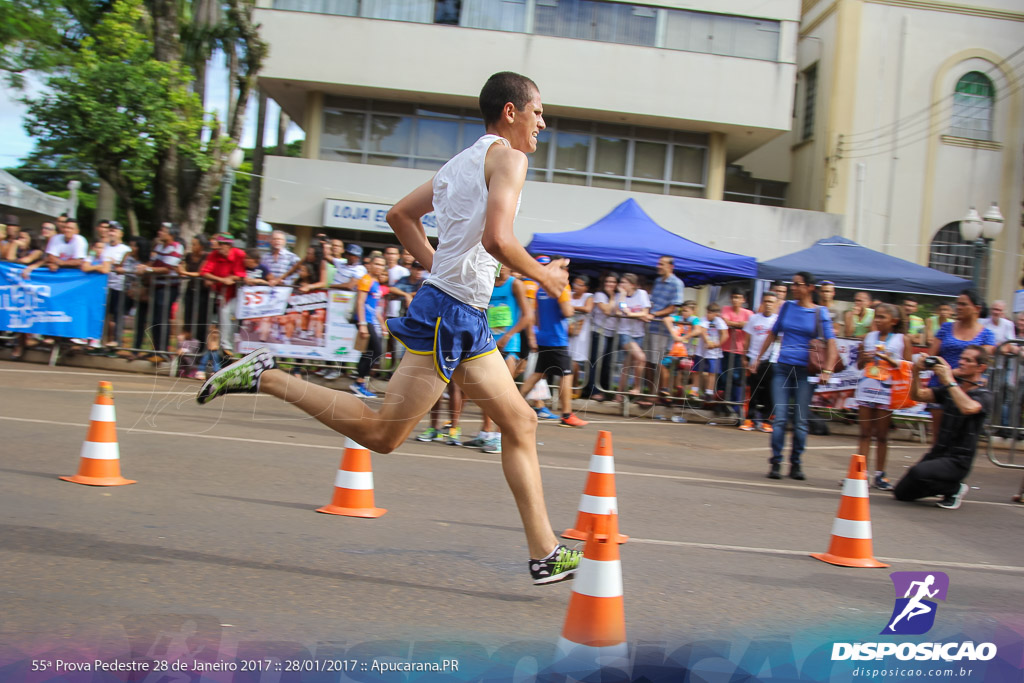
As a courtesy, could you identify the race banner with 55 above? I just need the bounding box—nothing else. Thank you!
[235,286,362,362]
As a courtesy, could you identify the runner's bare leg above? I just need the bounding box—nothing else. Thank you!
[453,350,558,559]
[258,352,446,453]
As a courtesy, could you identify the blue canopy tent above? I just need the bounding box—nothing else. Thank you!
[757,236,970,296]
[525,199,757,285]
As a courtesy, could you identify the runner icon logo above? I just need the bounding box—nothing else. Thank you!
[881,571,949,635]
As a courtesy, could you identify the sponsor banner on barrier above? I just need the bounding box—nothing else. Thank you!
[812,338,931,416]
[0,262,107,339]
[235,286,363,361]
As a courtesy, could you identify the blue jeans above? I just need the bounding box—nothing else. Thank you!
[770,363,813,465]
[721,352,746,412]
[199,350,223,373]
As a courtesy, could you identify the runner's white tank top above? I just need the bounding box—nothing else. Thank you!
[429,134,521,308]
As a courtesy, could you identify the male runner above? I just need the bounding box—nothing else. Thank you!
[197,72,581,585]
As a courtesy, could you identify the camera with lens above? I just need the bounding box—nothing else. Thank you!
[922,356,942,368]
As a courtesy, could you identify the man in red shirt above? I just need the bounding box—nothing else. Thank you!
[721,289,753,417]
[200,234,246,353]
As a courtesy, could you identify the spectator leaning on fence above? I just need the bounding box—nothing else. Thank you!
[178,234,213,345]
[331,243,367,290]
[844,291,874,339]
[568,275,594,394]
[982,300,1015,347]
[200,235,246,355]
[902,296,925,347]
[143,223,184,358]
[645,255,685,397]
[583,272,620,401]
[100,223,131,348]
[740,292,778,432]
[752,271,837,481]
[721,289,752,416]
[615,272,650,402]
[262,230,300,286]
[23,218,87,279]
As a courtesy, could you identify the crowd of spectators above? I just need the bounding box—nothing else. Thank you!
[3,216,1023,502]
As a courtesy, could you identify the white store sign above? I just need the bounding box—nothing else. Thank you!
[322,199,438,238]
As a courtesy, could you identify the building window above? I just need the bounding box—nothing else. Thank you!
[534,0,657,47]
[951,71,994,141]
[929,221,986,290]
[801,64,817,141]
[723,165,787,206]
[320,96,709,196]
[272,0,781,62]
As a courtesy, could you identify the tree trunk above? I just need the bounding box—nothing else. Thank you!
[246,87,268,247]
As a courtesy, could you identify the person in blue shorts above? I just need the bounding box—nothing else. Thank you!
[462,264,533,453]
[196,72,581,586]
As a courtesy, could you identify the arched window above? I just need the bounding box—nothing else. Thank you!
[929,221,987,290]
[951,72,994,140]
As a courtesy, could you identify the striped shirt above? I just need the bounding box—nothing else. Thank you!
[261,249,300,285]
[151,240,183,285]
[648,273,685,335]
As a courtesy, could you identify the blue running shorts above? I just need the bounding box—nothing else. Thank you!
[385,284,497,382]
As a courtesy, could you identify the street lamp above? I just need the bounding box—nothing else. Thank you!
[218,147,245,236]
[960,202,1004,290]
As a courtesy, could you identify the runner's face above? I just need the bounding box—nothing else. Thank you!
[508,89,545,154]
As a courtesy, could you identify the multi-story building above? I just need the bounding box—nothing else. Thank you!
[739,0,1023,300]
[254,0,842,269]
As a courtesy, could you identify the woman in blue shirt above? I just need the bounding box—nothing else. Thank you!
[751,272,837,480]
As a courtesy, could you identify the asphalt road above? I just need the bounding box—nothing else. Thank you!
[1,361,1021,678]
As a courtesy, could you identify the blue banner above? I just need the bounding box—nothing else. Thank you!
[0,263,108,339]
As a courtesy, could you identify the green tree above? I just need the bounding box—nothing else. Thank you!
[23,0,203,236]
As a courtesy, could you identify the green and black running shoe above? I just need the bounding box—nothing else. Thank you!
[530,544,582,585]
[196,348,277,405]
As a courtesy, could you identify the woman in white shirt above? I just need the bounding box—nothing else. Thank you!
[568,275,594,393]
[614,273,650,401]
[587,273,620,401]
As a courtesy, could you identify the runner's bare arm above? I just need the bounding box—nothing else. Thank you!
[386,180,436,272]
[482,145,568,298]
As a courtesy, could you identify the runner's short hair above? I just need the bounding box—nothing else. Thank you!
[479,72,539,126]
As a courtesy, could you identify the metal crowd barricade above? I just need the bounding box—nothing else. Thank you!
[986,338,1024,469]
[584,328,741,419]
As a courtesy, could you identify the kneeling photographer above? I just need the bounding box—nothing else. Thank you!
[892,346,991,509]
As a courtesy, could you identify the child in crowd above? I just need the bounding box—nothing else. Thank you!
[176,332,201,378]
[196,328,226,380]
[243,249,270,285]
[854,303,912,490]
[689,302,729,401]
[664,301,700,398]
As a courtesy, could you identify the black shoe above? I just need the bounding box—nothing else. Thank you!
[789,466,806,481]
[936,482,968,510]
[767,463,782,479]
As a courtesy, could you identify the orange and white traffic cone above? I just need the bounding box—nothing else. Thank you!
[563,431,628,543]
[811,454,888,568]
[60,381,135,486]
[316,438,386,518]
[555,511,628,671]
